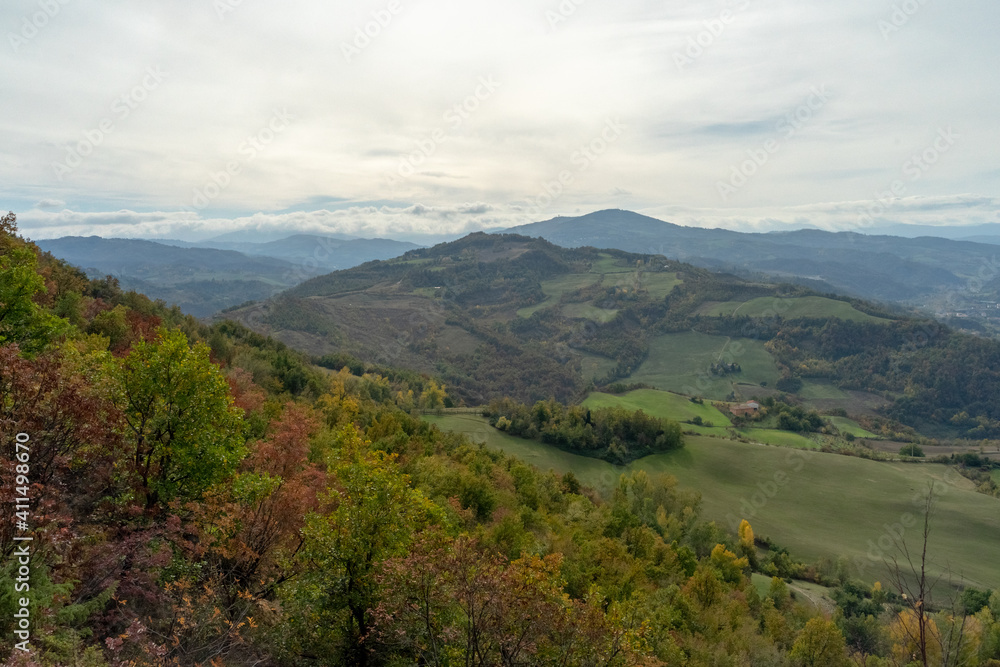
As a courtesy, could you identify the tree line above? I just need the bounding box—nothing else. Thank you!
[483,397,684,464]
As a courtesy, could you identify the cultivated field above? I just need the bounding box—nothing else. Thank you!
[700,296,888,323]
[582,389,733,427]
[626,331,781,400]
[426,414,1000,590]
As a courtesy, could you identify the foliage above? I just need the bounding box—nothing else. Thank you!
[789,617,850,666]
[4,218,1000,666]
[109,327,247,509]
[0,212,68,354]
[484,397,684,464]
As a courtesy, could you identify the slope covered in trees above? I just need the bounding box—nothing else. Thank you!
[4,212,1000,665]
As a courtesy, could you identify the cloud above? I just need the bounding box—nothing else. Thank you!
[16,195,1000,244]
[34,198,65,210]
[1,0,997,228]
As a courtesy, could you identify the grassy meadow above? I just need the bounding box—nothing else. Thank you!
[701,296,888,323]
[626,331,781,400]
[425,414,1000,590]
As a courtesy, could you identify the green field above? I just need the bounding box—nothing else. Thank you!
[640,272,683,298]
[426,415,1000,590]
[589,254,636,274]
[582,389,733,427]
[738,428,819,449]
[797,381,850,400]
[517,273,603,318]
[993,469,1000,484]
[561,302,619,323]
[423,414,616,481]
[828,417,880,439]
[627,331,781,400]
[578,352,618,382]
[682,424,733,437]
[702,296,888,323]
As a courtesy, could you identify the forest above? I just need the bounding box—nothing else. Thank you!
[3,212,1000,665]
[482,397,684,464]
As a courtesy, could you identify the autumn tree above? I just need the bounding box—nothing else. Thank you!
[288,425,438,665]
[789,617,850,667]
[375,534,643,666]
[110,327,246,510]
[0,212,67,354]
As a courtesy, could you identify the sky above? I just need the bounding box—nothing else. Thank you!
[2,0,999,241]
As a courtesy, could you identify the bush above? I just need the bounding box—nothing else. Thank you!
[899,444,925,457]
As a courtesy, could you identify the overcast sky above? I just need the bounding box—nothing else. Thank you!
[3,0,998,241]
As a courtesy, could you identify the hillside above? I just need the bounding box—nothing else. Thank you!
[505,210,1000,332]
[6,210,1000,665]
[427,413,1000,591]
[225,231,1000,442]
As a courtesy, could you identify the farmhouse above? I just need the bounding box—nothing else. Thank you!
[729,401,760,417]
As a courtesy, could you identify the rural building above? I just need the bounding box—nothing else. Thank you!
[729,401,760,417]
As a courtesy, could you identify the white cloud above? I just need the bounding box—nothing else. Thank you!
[1,0,997,229]
[16,195,1000,243]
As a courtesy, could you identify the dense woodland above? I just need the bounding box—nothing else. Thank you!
[483,398,684,464]
[4,214,1000,665]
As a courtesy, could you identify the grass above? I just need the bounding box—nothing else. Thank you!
[751,573,774,599]
[589,255,635,274]
[578,352,619,383]
[582,389,733,427]
[627,331,781,400]
[640,272,683,299]
[426,415,1000,590]
[561,303,619,323]
[516,268,678,320]
[701,296,888,323]
[737,428,819,449]
[992,469,1000,484]
[423,414,616,481]
[517,273,603,318]
[828,417,880,439]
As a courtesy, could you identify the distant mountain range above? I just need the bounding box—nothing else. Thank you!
[36,235,420,318]
[505,210,1000,333]
[35,210,1000,329]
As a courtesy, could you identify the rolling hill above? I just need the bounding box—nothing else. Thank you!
[223,231,1000,442]
[504,210,1000,332]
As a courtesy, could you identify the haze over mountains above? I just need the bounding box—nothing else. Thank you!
[37,210,1000,333]
[36,234,420,317]
[504,210,1000,331]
